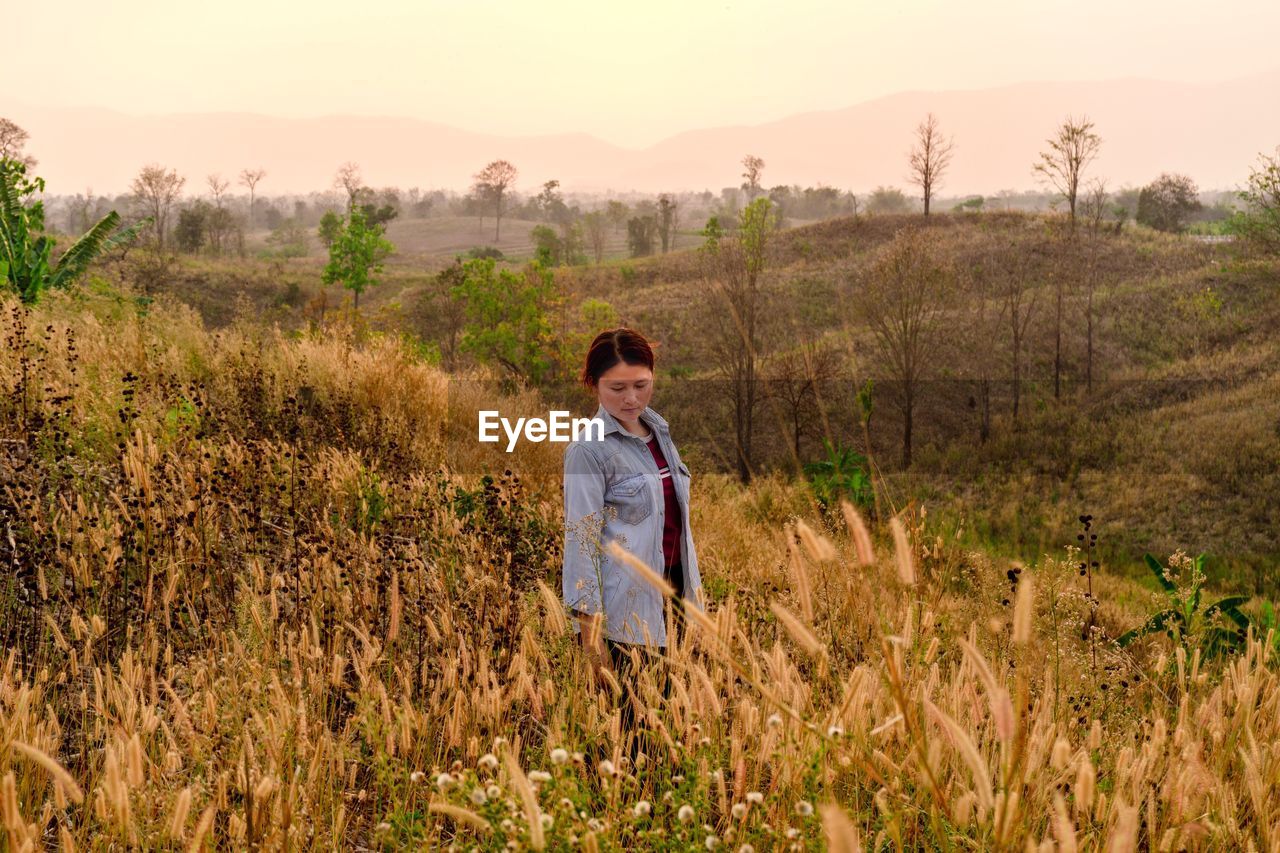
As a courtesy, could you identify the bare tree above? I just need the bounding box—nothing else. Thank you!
[239,168,266,227]
[1033,115,1102,232]
[960,239,1006,443]
[907,113,955,217]
[702,198,776,483]
[765,336,842,464]
[206,174,229,207]
[582,211,607,265]
[741,155,765,200]
[0,118,36,168]
[994,239,1039,420]
[131,164,186,250]
[855,226,953,467]
[472,160,518,241]
[1079,179,1111,393]
[334,161,363,211]
[203,174,234,255]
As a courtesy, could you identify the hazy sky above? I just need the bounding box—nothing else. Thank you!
[13,0,1280,146]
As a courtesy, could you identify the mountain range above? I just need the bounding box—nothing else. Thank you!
[5,68,1278,196]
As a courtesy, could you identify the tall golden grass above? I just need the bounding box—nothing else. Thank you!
[0,289,1274,850]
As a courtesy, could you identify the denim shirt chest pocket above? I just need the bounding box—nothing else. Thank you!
[604,470,652,525]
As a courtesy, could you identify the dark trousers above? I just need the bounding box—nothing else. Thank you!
[604,563,685,742]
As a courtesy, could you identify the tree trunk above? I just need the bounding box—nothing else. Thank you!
[1054,279,1063,400]
[901,383,914,468]
[979,377,991,443]
[1012,331,1022,420]
[1086,289,1094,393]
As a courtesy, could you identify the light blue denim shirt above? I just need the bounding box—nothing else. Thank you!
[562,403,704,647]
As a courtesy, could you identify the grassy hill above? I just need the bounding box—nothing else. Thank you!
[110,211,1280,592]
[1,283,1277,849]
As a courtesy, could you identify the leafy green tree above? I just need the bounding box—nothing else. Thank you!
[317,210,343,248]
[531,224,562,267]
[450,257,556,383]
[1,158,146,304]
[1229,148,1280,253]
[605,200,629,233]
[472,160,518,241]
[321,205,395,312]
[656,194,677,253]
[536,180,568,223]
[174,202,209,253]
[531,221,585,267]
[626,215,657,257]
[866,186,912,215]
[358,188,400,227]
[1136,173,1201,233]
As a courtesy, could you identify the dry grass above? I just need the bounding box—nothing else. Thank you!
[0,287,1276,851]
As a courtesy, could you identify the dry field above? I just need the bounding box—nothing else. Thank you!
[0,285,1276,851]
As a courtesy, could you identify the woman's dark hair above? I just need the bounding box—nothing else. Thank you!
[580,327,656,389]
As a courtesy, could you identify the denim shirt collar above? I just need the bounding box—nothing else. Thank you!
[592,403,669,437]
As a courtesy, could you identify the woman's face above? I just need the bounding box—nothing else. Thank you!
[595,361,654,425]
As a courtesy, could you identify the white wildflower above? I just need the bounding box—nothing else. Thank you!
[746,791,764,804]
[795,800,814,817]
[678,804,696,824]
[731,803,747,819]
[529,770,551,783]
[435,772,454,790]
[706,835,721,850]
[470,788,488,806]
[478,753,499,771]
[550,748,569,765]
[598,759,616,778]
[486,784,501,799]
[410,770,426,784]
[767,714,782,728]
[634,800,652,817]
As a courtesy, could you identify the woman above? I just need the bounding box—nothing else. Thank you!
[562,327,704,730]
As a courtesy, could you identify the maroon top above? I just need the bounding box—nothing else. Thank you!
[644,432,683,573]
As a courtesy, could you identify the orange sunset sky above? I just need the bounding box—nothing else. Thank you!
[5,0,1280,193]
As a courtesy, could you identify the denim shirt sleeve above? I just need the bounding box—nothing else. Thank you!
[562,441,607,617]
